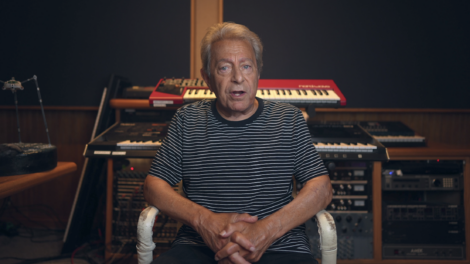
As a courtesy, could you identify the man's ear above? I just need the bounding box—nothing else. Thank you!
[200,68,213,92]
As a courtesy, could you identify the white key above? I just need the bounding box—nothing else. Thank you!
[321,90,339,103]
[259,89,268,100]
[325,90,340,102]
[192,89,204,101]
[313,142,327,151]
[297,89,310,103]
[200,89,212,100]
[117,140,161,150]
[271,89,282,102]
[183,89,196,102]
[276,89,287,102]
[208,90,216,99]
[307,90,324,103]
[283,89,296,103]
[292,89,303,103]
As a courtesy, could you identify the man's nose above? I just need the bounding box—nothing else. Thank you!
[231,66,243,84]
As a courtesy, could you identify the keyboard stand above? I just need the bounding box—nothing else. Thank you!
[306,104,316,118]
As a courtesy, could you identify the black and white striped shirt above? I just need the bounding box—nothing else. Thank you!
[149,98,327,254]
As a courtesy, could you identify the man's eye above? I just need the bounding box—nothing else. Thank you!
[243,65,251,69]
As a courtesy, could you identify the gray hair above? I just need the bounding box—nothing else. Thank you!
[201,22,263,76]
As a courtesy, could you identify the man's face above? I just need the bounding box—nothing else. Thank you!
[201,39,259,120]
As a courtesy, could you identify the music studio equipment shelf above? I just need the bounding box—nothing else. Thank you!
[100,99,470,263]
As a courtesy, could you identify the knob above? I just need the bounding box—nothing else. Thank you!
[339,184,345,190]
[326,162,336,170]
[340,200,345,205]
[346,216,352,222]
[347,199,352,205]
[342,226,347,233]
[433,179,442,187]
[335,216,342,223]
[357,217,362,223]
[332,189,336,194]
[347,184,352,190]
[330,204,336,210]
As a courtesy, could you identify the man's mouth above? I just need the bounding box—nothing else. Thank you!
[230,91,246,97]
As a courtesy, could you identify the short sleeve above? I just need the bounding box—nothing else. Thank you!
[292,109,328,183]
[148,110,184,186]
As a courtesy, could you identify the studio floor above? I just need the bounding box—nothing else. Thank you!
[0,228,91,264]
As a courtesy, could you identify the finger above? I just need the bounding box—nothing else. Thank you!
[234,213,258,223]
[218,258,234,264]
[215,242,240,261]
[228,251,251,264]
[220,222,243,237]
[231,232,256,252]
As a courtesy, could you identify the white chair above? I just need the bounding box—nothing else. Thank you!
[136,206,337,264]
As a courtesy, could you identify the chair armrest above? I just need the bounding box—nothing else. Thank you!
[314,210,337,264]
[137,206,159,264]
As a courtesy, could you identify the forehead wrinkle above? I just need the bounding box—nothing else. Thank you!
[216,57,254,65]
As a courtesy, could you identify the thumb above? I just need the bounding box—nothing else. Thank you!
[234,213,258,223]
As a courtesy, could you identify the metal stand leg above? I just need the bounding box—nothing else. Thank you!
[32,75,51,145]
[13,91,22,143]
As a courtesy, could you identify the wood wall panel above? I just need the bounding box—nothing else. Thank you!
[190,0,223,78]
[0,108,469,228]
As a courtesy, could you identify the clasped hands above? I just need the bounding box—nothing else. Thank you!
[195,212,278,264]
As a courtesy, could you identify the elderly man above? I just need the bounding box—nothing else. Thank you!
[144,22,332,264]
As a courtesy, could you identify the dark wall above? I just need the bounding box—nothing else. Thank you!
[0,0,190,106]
[224,0,470,108]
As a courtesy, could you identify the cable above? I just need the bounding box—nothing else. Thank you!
[71,243,88,264]
[154,215,169,239]
[107,241,127,264]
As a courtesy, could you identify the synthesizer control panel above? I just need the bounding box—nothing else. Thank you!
[325,161,373,213]
[111,159,182,253]
[306,212,373,259]
[299,160,374,259]
[382,160,466,260]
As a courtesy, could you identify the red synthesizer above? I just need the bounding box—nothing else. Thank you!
[148,78,346,108]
